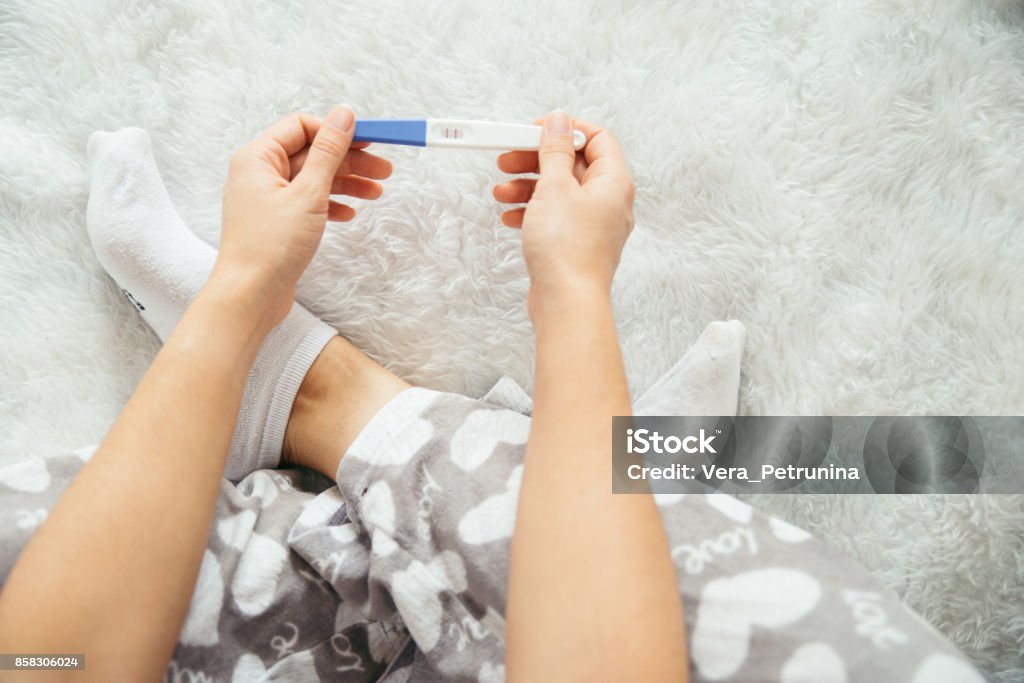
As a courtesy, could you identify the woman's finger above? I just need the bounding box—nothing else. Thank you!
[290,148,392,181]
[292,148,395,181]
[344,150,393,179]
[497,151,539,175]
[327,200,356,222]
[259,113,320,157]
[501,207,525,228]
[571,119,629,183]
[493,178,536,204]
[331,175,384,200]
[573,152,588,182]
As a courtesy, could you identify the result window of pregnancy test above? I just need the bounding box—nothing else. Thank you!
[431,124,470,141]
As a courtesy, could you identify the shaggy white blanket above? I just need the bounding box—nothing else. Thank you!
[1,0,1022,678]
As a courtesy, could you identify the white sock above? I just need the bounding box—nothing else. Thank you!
[86,128,337,480]
[633,320,746,416]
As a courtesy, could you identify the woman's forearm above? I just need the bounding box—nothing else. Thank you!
[506,284,689,682]
[0,108,361,681]
[0,272,274,681]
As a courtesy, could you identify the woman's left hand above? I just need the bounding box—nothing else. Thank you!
[215,106,392,327]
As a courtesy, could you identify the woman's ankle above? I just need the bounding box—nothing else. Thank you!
[282,336,409,479]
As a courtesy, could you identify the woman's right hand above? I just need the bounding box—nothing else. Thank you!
[493,112,635,318]
[216,107,391,331]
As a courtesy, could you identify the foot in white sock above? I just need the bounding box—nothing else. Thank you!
[633,320,746,416]
[86,127,337,480]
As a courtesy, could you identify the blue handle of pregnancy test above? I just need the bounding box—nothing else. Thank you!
[353,119,427,147]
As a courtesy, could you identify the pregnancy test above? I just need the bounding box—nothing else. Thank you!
[353,119,586,151]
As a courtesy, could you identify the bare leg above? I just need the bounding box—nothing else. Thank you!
[282,336,410,478]
[281,319,748,481]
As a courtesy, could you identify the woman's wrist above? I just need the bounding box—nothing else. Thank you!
[528,276,613,334]
[201,265,290,340]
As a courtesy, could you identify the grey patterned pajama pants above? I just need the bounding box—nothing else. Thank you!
[0,385,983,682]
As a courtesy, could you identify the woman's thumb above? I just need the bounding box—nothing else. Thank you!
[537,110,577,181]
[297,105,355,193]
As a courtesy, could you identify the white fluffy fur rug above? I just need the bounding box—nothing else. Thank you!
[1,0,1022,678]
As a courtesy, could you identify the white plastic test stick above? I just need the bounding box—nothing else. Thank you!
[352,118,587,151]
